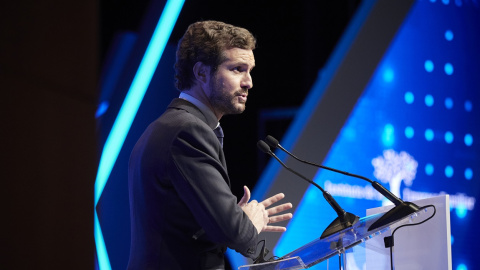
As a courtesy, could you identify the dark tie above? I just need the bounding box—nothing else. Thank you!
[213,125,224,147]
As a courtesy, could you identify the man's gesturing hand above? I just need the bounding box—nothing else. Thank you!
[238,186,293,234]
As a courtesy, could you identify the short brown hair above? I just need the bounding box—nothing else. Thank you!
[174,20,256,90]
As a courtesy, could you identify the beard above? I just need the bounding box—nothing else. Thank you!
[208,75,247,116]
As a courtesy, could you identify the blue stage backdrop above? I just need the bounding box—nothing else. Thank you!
[240,0,479,269]
[96,0,479,269]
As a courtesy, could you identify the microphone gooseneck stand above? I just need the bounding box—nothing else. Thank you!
[257,140,359,239]
[264,135,420,231]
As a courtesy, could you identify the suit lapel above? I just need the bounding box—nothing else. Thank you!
[167,99,230,187]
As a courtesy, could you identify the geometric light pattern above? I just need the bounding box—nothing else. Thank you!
[94,1,184,269]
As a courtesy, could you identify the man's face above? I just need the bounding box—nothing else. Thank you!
[208,47,255,118]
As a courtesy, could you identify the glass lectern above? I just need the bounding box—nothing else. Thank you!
[239,205,435,270]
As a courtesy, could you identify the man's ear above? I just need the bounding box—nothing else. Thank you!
[193,62,210,85]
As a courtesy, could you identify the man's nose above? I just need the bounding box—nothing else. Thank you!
[241,72,253,89]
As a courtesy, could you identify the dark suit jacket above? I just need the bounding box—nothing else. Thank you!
[127,98,258,269]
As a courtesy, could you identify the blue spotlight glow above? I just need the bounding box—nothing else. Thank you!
[405,92,414,104]
[95,101,109,118]
[445,63,454,75]
[424,60,434,72]
[382,124,395,147]
[425,163,434,175]
[445,131,454,144]
[425,95,434,107]
[445,97,453,109]
[405,126,414,138]
[456,205,467,219]
[425,129,434,141]
[464,134,473,146]
[383,68,394,83]
[445,30,454,41]
[456,264,468,270]
[93,1,185,269]
[445,165,454,178]
[442,0,450,4]
[451,235,454,245]
[464,100,473,112]
[465,168,473,180]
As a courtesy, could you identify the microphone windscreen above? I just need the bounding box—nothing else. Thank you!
[265,135,279,148]
[257,140,271,153]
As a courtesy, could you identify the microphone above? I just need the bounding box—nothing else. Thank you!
[264,135,420,231]
[257,140,359,239]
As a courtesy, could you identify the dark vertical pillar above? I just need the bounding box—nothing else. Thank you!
[1,1,98,269]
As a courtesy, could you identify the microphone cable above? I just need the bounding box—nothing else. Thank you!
[383,204,437,270]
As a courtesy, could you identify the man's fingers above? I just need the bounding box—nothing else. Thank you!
[247,192,293,233]
[261,213,294,232]
[260,193,285,208]
[266,203,293,216]
[268,213,293,224]
[238,186,251,206]
[262,225,287,232]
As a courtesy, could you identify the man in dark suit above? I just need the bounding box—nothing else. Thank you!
[127,21,293,269]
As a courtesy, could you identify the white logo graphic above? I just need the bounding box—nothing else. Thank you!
[372,149,418,204]
[325,149,475,212]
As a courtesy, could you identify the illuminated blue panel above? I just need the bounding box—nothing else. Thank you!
[382,124,395,147]
[445,62,454,75]
[405,92,415,104]
[424,60,434,72]
[425,163,434,176]
[94,1,184,269]
[464,100,472,112]
[405,126,414,138]
[445,30,454,41]
[464,133,473,146]
[465,168,473,180]
[445,165,454,178]
[274,1,480,269]
[445,97,453,109]
[445,131,454,144]
[425,129,434,141]
[425,94,434,107]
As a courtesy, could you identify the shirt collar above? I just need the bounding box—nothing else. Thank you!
[179,92,219,129]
